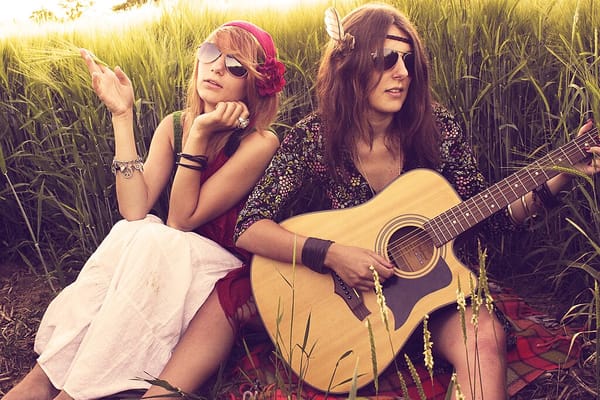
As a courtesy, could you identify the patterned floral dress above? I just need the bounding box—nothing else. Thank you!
[235,104,512,238]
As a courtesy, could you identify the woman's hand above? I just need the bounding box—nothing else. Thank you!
[574,120,600,177]
[190,101,250,141]
[80,48,134,118]
[324,243,395,292]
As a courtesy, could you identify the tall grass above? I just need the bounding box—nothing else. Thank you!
[0,0,599,396]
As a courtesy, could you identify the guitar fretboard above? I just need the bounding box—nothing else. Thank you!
[425,127,599,247]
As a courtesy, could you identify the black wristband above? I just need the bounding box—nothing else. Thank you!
[177,153,208,170]
[301,237,334,274]
[533,182,560,209]
[175,161,205,171]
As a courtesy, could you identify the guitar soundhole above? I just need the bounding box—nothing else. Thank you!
[387,226,434,273]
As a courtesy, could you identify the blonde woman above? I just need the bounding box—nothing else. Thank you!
[3,20,285,400]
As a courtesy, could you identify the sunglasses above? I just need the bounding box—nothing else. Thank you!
[197,42,248,78]
[371,48,415,76]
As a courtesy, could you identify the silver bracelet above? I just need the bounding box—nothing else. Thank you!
[111,157,143,179]
[506,203,518,225]
[520,194,537,220]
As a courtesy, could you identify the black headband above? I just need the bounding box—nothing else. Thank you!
[386,34,412,44]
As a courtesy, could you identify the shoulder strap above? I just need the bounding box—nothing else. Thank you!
[269,127,285,143]
[173,110,183,155]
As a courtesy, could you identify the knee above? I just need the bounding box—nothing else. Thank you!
[110,215,162,235]
[467,311,507,357]
[129,220,170,247]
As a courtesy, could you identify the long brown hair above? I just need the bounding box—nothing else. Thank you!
[184,25,280,158]
[316,3,440,176]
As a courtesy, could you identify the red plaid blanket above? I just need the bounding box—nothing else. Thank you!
[221,285,580,400]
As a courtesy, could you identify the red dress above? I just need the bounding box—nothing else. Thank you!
[198,151,254,331]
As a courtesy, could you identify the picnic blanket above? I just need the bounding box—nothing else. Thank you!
[219,284,581,400]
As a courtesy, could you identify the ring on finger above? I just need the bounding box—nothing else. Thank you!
[237,116,250,129]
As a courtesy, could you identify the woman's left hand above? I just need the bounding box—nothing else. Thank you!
[573,120,600,177]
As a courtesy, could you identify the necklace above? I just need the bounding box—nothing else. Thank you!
[356,153,402,196]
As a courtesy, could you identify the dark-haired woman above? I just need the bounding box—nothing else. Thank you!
[234,3,599,399]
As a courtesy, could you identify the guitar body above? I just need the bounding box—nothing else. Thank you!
[250,169,478,393]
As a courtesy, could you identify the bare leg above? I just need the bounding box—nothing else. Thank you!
[430,305,507,400]
[1,363,58,400]
[143,290,236,398]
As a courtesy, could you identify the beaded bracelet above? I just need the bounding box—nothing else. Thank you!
[301,237,334,274]
[533,182,560,209]
[111,157,143,179]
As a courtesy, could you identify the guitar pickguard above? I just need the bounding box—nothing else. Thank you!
[383,258,452,329]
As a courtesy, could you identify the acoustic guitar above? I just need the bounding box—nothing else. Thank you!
[250,126,598,393]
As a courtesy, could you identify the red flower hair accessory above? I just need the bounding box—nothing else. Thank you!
[222,21,286,97]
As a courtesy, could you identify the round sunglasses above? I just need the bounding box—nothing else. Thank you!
[197,42,248,78]
[371,48,415,76]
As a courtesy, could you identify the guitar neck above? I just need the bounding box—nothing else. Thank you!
[426,127,599,246]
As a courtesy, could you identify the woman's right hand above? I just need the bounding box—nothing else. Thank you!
[325,243,395,292]
[80,48,134,118]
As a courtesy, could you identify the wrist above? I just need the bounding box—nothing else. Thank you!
[176,153,208,171]
[533,181,561,209]
[111,109,134,124]
[184,132,210,152]
[551,172,572,191]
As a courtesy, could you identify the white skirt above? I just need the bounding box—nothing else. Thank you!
[34,215,243,399]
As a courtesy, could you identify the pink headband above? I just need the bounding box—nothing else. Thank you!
[222,21,286,97]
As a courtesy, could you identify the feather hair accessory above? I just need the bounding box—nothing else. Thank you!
[324,7,355,55]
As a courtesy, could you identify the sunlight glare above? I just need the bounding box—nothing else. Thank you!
[0,0,327,38]
[210,0,324,11]
[2,0,122,23]
[0,0,169,38]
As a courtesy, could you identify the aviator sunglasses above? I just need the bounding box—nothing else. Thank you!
[197,42,248,78]
[371,48,415,76]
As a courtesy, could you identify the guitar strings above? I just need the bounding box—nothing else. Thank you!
[429,125,599,243]
[383,126,599,267]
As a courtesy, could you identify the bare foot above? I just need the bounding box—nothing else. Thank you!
[2,363,58,400]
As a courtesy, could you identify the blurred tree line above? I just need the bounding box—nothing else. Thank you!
[30,0,160,23]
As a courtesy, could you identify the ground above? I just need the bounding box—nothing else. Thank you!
[0,262,597,399]
[0,263,55,396]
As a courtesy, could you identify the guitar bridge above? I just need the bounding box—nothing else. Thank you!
[332,272,371,321]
